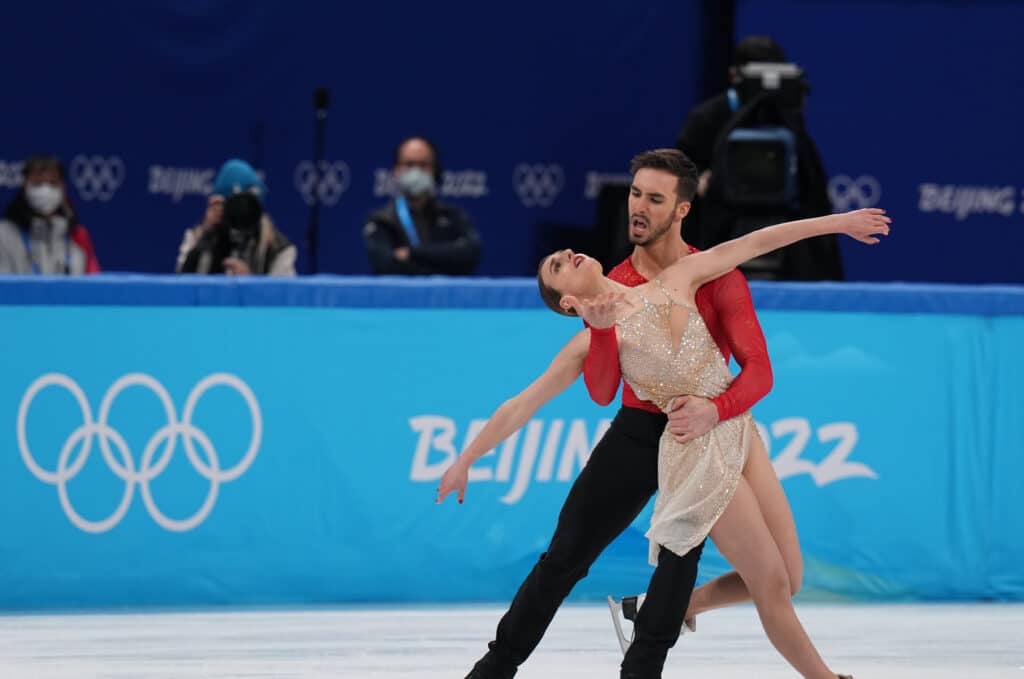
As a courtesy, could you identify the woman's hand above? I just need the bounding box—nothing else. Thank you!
[563,292,630,329]
[837,208,891,244]
[437,459,470,504]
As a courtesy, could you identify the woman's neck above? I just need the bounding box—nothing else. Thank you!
[596,277,630,295]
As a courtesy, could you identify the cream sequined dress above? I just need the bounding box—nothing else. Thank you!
[615,278,754,564]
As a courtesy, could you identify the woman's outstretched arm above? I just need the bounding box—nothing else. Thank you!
[666,208,891,293]
[437,328,590,503]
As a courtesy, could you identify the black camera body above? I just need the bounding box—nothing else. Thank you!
[717,62,810,210]
[221,192,263,262]
[181,192,263,274]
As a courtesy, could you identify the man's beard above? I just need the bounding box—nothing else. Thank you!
[629,213,675,246]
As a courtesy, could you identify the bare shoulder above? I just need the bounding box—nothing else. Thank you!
[659,250,706,289]
[708,266,751,294]
[631,280,656,297]
[717,266,746,282]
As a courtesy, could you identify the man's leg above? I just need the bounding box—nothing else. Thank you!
[620,541,705,679]
[469,408,664,679]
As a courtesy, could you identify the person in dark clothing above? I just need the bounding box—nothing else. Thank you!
[675,36,843,280]
[363,137,481,275]
[179,191,296,276]
[177,159,296,276]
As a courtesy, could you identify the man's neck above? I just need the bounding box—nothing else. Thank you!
[630,231,690,280]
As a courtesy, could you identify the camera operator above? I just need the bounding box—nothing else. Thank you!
[179,191,296,276]
[675,36,842,280]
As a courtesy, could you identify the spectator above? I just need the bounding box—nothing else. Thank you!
[0,156,100,274]
[363,137,481,275]
[177,159,296,276]
[675,36,842,280]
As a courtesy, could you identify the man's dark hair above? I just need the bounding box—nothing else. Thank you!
[22,156,65,180]
[536,256,576,317]
[732,35,786,66]
[630,149,699,202]
[393,136,443,184]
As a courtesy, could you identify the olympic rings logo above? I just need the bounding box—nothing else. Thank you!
[69,155,125,202]
[829,175,881,212]
[0,160,25,189]
[294,160,350,207]
[514,164,564,208]
[17,373,261,534]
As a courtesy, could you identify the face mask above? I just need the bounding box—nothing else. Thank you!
[25,184,64,216]
[396,168,436,198]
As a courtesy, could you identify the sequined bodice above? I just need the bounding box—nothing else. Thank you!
[615,279,734,412]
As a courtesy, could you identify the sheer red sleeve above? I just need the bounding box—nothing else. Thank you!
[583,326,621,406]
[708,272,773,421]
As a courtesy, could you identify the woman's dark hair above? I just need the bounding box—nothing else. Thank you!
[22,156,65,180]
[536,256,576,316]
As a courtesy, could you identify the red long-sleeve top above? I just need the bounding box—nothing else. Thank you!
[583,250,773,420]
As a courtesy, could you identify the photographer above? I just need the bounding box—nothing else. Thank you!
[675,36,842,280]
[179,191,296,276]
[177,158,296,276]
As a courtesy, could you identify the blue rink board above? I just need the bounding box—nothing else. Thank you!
[0,276,1021,608]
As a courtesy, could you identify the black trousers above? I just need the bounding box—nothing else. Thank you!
[471,407,704,679]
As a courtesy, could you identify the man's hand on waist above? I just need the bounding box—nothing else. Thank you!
[667,395,719,443]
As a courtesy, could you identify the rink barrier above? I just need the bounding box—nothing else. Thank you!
[1,275,1024,314]
[0,276,1021,608]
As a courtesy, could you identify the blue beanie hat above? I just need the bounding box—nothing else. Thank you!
[213,159,266,199]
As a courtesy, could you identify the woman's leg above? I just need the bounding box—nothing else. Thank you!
[710,475,838,679]
[686,432,802,621]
